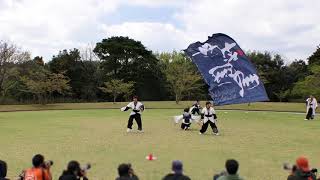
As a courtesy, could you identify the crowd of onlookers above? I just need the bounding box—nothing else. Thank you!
[0,154,319,180]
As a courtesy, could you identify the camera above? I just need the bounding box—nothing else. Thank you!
[82,163,91,171]
[283,163,318,177]
[42,160,53,169]
[79,163,91,177]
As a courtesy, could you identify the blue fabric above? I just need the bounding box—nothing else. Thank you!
[185,33,269,105]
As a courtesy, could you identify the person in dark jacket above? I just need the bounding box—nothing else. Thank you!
[162,160,191,180]
[0,160,9,180]
[287,156,317,180]
[115,163,139,180]
[59,161,88,180]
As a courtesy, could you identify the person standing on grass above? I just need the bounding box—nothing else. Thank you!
[305,95,318,120]
[121,95,145,133]
[199,101,219,135]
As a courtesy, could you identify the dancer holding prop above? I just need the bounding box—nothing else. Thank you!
[121,95,145,133]
[174,108,201,130]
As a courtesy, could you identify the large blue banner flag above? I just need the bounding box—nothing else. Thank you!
[185,33,269,105]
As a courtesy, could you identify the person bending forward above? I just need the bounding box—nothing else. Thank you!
[121,96,145,133]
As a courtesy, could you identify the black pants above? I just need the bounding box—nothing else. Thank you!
[200,120,218,133]
[192,108,200,115]
[127,114,142,130]
[306,108,314,120]
[181,123,191,130]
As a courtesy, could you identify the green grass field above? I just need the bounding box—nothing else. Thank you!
[0,103,319,180]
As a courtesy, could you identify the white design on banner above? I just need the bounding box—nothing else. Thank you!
[193,42,260,97]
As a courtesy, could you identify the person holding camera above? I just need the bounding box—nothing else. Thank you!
[0,160,9,180]
[287,156,317,180]
[21,154,52,180]
[214,159,244,180]
[121,95,145,133]
[59,161,89,180]
[116,163,139,180]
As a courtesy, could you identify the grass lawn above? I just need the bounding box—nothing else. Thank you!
[0,108,319,180]
[1,101,319,113]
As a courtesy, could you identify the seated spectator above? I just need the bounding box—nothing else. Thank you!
[59,161,88,180]
[162,160,191,180]
[23,154,52,180]
[0,160,9,180]
[116,163,139,180]
[287,156,317,180]
[216,159,244,180]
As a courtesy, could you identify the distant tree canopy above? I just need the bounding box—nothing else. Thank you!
[94,36,167,100]
[0,38,319,104]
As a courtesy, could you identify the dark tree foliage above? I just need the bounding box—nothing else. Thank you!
[94,36,167,100]
[48,49,101,101]
[308,45,320,66]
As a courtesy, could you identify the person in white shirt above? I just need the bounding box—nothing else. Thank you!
[121,96,145,132]
[305,95,318,120]
[199,101,219,135]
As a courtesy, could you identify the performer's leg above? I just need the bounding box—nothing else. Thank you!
[200,121,209,134]
[195,109,200,115]
[135,114,142,130]
[181,123,185,130]
[306,108,313,120]
[186,123,191,130]
[209,121,219,134]
[127,115,134,129]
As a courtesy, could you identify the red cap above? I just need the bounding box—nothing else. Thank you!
[296,156,310,172]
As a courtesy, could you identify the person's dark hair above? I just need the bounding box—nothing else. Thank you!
[118,163,130,176]
[184,108,189,112]
[67,161,81,173]
[133,95,138,100]
[32,154,44,168]
[0,160,7,178]
[206,101,211,105]
[225,159,239,175]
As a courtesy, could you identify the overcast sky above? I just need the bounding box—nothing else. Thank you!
[0,0,319,62]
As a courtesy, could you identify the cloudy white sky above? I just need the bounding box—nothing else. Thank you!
[0,0,319,62]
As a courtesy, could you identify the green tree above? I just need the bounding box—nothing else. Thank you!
[292,65,320,98]
[94,36,167,100]
[99,79,134,103]
[21,66,70,104]
[48,49,101,101]
[0,41,30,101]
[159,52,203,104]
[308,45,320,66]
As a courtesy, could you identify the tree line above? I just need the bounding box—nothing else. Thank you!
[0,37,319,104]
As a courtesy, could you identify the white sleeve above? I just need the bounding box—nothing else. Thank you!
[211,108,216,114]
[201,108,205,114]
[127,102,133,108]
